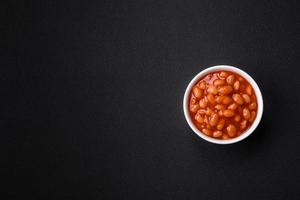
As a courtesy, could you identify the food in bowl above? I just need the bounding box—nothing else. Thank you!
[188,70,258,139]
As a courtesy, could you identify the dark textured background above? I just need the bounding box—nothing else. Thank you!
[2,0,300,199]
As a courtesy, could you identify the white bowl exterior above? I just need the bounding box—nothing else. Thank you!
[183,65,263,144]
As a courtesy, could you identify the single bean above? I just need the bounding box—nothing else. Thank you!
[226,75,235,85]
[199,98,208,108]
[246,85,252,95]
[190,96,197,105]
[243,108,250,119]
[207,93,215,105]
[242,94,251,103]
[198,109,206,115]
[227,124,237,137]
[199,81,206,90]
[218,110,223,117]
[209,113,219,126]
[238,77,244,82]
[202,128,212,136]
[206,107,213,116]
[220,71,228,78]
[228,103,238,110]
[218,86,233,95]
[249,102,257,110]
[213,130,223,138]
[190,104,200,113]
[215,96,225,104]
[207,85,218,95]
[195,113,204,123]
[217,119,225,130]
[222,96,233,104]
[213,79,225,86]
[249,111,256,122]
[232,94,244,105]
[223,109,235,117]
[233,81,240,90]
[234,115,241,122]
[240,120,247,130]
[192,86,202,98]
[215,104,225,110]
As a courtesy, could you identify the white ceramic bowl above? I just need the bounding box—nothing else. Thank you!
[183,65,263,144]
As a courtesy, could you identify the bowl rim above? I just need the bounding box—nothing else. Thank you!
[183,65,263,144]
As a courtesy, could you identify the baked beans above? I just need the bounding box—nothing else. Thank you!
[189,71,258,139]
